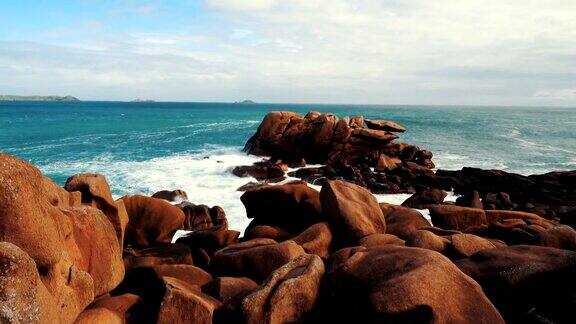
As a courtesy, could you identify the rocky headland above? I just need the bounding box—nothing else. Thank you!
[1,111,575,323]
[0,95,80,101]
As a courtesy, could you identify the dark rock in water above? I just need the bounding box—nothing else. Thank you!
[151,189,189,202]
[243,111,433,169]
[456,245,576,323]
[231,160,287,180]
[401,188,447,209]
[456,190,483,209]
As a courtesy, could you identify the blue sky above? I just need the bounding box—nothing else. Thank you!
[0,0,575,106]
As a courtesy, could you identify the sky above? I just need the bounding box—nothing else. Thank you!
[0,0,575,106]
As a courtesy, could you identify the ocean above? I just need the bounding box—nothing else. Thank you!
[1,101,575,231]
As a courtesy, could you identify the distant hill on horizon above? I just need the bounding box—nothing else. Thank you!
[0,95,80,102]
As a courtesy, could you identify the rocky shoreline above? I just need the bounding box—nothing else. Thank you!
[1,111,575,323]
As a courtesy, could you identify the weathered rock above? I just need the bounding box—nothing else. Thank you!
[152,264,213,288]
[203,277,259,306]
[325,245,504,323]
[351,128,398,143]
[449,233,497,258]
[152,189,189,202]
[120,195,186,246]
[123,243,193,271]
[77,294,142,324]
[358,233,405,247]
[211,239,306,281]
[455,190,483,209]
[203,277,259,323]
[0,154,124,323]
[178,202,213,231]
[64,173,127,249]
[291,222,333,257]
[0,242,43,323]
[401,189,447,209]
[240,183,323,233]
[537,225,576,250]
[456,245,576,323]
[320,180,386,246]
[379,203,431,239]
[243,224,293,242]
[374,154,402,172]
[157,277,222,324]
[405,229,451,253]
[365,119,406,132]
[176,227,240,256]
[232,161,286,180]
[428,205,488,231]
[242,254,325,324]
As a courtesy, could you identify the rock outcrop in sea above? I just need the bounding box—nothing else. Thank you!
[1,111,575,323]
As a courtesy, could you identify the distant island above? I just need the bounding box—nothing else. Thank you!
[131,99,156,103]
[235,100,256,104]
[0,95,80,102]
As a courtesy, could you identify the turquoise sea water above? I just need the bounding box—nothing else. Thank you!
[1,101,575,230]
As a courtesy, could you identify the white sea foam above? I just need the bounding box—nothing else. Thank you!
[41,147,263,233]
[41,147,459,234]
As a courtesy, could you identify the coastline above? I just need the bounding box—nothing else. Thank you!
[0,109,575,323]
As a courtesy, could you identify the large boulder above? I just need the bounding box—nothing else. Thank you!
[0,242,43,323]
[291,222,333,257]
[0,154,123,323]
[211,239,306,281]
[64,173,128,248]
[456,245,576,323]
[324,245,504,323]
[76,294,142,324]
[120,195,186,246]
[320,180,386,246]
[242,254,324,324]
[157,277,222,324]
[428,205,488,231]
[240,183,323,233]
[379,203,431,239]
[401,189,447,209]
[123,243,193,271]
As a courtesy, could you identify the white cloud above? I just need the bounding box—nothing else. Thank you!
[534,89,576,100]
[1,0,576,105]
